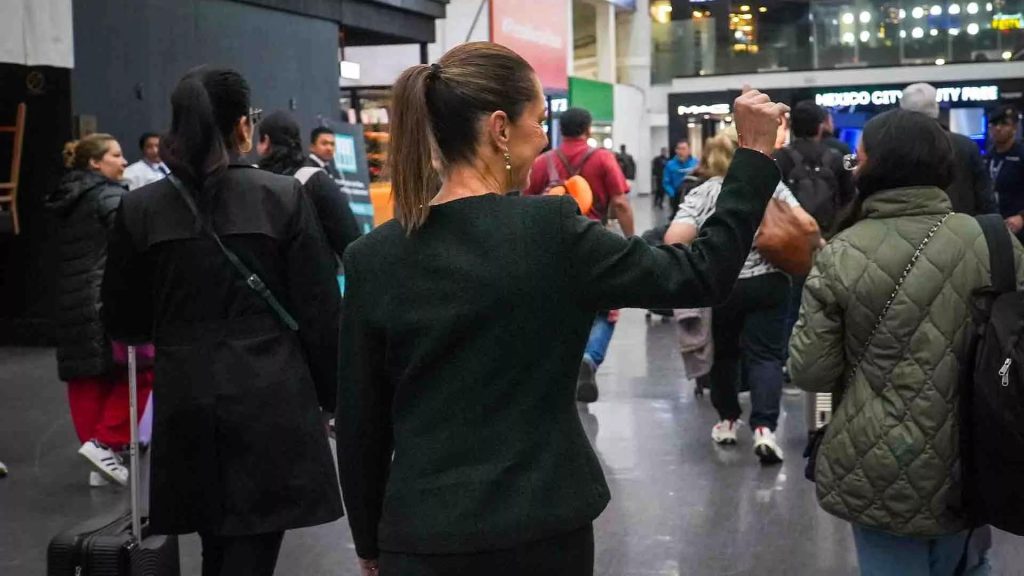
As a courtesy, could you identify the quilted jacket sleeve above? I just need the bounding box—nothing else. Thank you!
[788,243,846,393]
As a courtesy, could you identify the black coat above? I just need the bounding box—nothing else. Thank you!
[947,131,997,215]
[292,167,361,258]
[45,170,125,381]
[337,149,780,558]
[101,164,343,536]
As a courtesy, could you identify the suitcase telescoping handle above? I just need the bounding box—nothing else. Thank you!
[128,345,142,540]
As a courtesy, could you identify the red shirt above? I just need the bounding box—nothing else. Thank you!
[523,137,629,221]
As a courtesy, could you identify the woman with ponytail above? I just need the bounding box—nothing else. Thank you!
[100,67,343,576]
[46,133,153,490]
[337,42,789,575]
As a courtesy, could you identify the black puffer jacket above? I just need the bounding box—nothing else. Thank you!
[46,170,125,381]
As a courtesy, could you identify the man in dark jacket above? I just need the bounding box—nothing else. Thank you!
[988,104,1024,239]
[305,126,342,179]
[651,147,669,208]
[901,83,997,215]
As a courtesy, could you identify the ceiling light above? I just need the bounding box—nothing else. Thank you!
[912,6,925,18]
[1003,50,1013,60]
[930,28,939,35]
[935,58,946,64]
[967,22,980,33]
[740,5,751,11]
[949,4,961,14]
[930,5,943,15]
[912,26,925,37]
[860,30,871,41]
[900,29,908,37]
[759,6,768,12]
[950,27,960,34]
[987,2,994,10]
[842,12,855,24]
[967,2,979,14]
[860,11,873,22]
[843,31,856,43]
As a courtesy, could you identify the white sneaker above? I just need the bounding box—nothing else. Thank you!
[754,427,784,464]
[89,471,110,487]
[78,440,128,486]
[712,420,741,445]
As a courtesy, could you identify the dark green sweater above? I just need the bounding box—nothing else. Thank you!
[337,149,780,558]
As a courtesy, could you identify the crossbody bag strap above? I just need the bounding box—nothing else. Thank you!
[167,174,299,332]
[977,213,1016,293]
[843,212,953,391]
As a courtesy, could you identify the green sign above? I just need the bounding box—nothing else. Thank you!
[569,77,614,123]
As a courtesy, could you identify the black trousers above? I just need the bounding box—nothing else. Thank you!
[379,523,594,576]
[710,272,790,431]
[199,531,285,576]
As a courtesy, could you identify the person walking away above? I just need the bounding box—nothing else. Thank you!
[305,126,342,179]
[101,67,343,576]
[988,105,1024,240]
[789,109,1020,576]
[901,83,997,215]
[652,147,669,208]
[664,129,796,464]
[337,41,789,576]
[663,139,698,218]
[46,134,153,488]
[256,110,361,258]
[775,100,856,359]
[616,144,637,183]
[821,110,851,157]
[123,132,169,190]
[524,107,635,403]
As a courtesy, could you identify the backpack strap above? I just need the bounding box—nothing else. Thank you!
[571,148,601,176]
[977,214,1016,293]
[545,151,562,188]
[293,166,322,185]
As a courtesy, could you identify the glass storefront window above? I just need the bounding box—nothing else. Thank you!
[651,0,1024,80]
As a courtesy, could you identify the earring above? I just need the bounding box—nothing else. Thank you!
[503,149,512,175]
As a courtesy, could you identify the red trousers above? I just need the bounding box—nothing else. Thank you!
[67,369,153,450]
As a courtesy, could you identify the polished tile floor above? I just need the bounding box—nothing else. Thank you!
[3,202,1023,575]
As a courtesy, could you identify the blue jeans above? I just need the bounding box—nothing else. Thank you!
[851,524,991,576]
[583,311,616,369]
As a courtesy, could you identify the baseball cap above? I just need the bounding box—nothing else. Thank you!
[989,104,1021,125]
[901,83,940,119]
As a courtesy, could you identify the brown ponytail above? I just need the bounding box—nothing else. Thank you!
[63,133,116,170]
[389,42,538,233]
[389,64,438,233]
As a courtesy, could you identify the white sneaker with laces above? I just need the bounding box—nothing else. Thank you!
[89,471,110,487]
[78,440,128,486]
[754,427,784,464]
[711,420,741,445]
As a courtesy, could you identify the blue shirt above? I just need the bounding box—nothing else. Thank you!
[662,156,698,198]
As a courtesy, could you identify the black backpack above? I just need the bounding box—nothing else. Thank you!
[780,146,841,233]
[960,214,1024,536]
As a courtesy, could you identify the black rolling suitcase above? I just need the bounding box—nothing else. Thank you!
[47,346,180,576]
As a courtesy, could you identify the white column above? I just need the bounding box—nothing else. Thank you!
[614,0,654,195]
[595,1,617,84]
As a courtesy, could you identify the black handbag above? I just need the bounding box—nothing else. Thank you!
[804,213,950,482]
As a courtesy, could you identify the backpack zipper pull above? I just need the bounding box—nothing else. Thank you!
[1000,358,1012,387]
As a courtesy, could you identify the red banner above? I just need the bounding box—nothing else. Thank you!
[490,0,569,91]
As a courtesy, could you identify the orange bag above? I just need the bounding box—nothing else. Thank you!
[543,149,597,215]
[754,199,823,276]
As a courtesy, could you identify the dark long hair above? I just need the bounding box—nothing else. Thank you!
[837,109,955,231]
[162,67,250,189]
[390,42,538,232]
[257,110,306,176]
[856,109,954,196]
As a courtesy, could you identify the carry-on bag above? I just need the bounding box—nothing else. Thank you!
[47,345,180,576]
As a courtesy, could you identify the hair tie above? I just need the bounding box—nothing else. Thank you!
[429,63,442,78]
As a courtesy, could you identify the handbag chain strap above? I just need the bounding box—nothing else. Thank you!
[844,212,952,387]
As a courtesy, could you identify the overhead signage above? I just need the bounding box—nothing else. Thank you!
[815,85,999,107]
[491,0,569,91]
[992,13,1023,30]
[677,103,731,115]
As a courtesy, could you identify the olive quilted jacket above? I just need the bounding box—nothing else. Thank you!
[789,185,1024,537]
